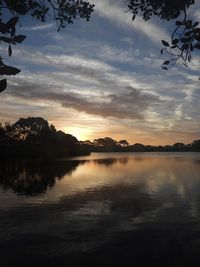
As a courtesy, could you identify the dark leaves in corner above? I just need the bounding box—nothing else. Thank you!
[163,60,170,65]
[13,35,26,43]
[0,79,7,92]
[8,44,12,57]
[161,40,169,47]
[6,17,19,29]
[0,65,20,75]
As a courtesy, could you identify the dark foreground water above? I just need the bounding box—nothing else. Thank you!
[0,152,200,267]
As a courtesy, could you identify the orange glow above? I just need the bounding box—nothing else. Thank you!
[62,126,91,141]
[52,118,199,146]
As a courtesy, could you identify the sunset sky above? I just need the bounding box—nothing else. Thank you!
[0,0,200,145]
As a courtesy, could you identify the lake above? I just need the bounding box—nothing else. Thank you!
[0,152,200,266]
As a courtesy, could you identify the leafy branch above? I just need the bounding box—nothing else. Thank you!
[161,15,200,70]
[0,16,25,92]
[0,0,95,93]
[126,0,199,71]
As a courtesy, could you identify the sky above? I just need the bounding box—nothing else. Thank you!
[0,0,200,145]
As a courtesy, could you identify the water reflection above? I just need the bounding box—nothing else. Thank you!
[0,153,200,267]
[93,158,118,166]
[0,160,81,196]
[93,157,129,166]
[0,157,130,196]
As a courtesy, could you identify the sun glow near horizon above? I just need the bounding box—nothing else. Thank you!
[62,126,92,141]
[1,0,199,146]
[60,125,197,146]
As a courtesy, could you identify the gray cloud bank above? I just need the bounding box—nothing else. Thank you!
[7,81,161,120]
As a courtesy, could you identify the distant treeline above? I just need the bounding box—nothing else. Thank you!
[0,117,199,159]
[80,137,200,152]
[0,117,89,159]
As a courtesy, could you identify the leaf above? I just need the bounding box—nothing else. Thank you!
[161,40,169,47]
[194,30,200,41]
[195,43,200,49]
[8,44,12,57]
[0,36,12,43]
[0,65,20,75]
[12,35,26,43]
[0,22,10,33]
[194,28,200,34]
[6,17,19,29]
[163,60,170,65]
[186,23,192,29]
[160,49,163,54]
[11,27,15,37]
[13,4,27,15]
[182,43,189,50]
[181,37,188,43]
[175,21,182,26]
[194,21,199,27]
[162,66,168,70]
[184,31,192,36]
[0,79,7,92]
[172,39,179,45]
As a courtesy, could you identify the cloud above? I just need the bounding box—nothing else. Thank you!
[12,47,119,87]
[1,1,200,145]
[92,0,169,44]
[21,23,54,31]
[6,78,161,120]
[4,42,199,133]
[9,45,164,95]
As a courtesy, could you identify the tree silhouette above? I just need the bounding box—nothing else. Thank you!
[0,0,94,92]
[127,0,199,69]
[94,137,118,147]
[0,0,199,93]
[0,160,81,195]
[118,140,129,147]
[7,117,50,141]
[0,117,83,158]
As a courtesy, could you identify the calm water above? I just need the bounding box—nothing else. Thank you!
[1,152,200,266]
